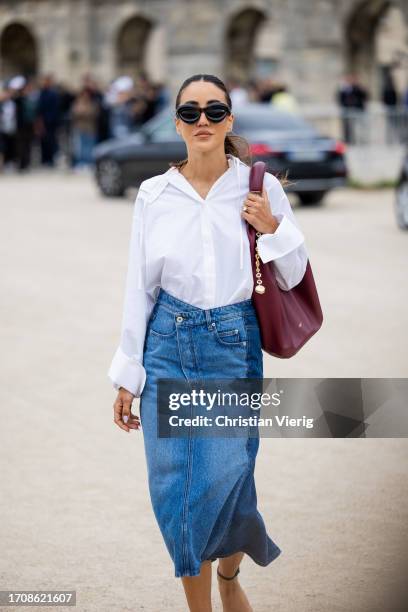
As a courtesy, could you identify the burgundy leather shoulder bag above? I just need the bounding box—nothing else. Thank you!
[246,161,323,358]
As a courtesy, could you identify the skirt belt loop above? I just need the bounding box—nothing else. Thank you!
[205,308,214,330]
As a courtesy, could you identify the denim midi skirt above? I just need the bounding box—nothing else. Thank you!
[139,288,282,577]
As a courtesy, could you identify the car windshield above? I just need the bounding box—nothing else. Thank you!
[141,111,178,139]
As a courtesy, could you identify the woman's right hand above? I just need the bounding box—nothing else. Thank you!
[113,387,140,432]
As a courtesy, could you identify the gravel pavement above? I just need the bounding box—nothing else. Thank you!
[1,171,407,612]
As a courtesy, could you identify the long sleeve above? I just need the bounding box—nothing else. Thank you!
[256,173,308,291]
[107,189,155,397]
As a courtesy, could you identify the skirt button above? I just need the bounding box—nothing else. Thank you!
[176,316,184,323]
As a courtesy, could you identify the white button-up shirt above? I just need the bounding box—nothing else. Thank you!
[108,154,308,397]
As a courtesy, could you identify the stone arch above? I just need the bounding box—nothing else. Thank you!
[0,22,38,80]
[394,0,408,25]
[116,15,153,80]
[224,7,268,83]
[344,0,407,97]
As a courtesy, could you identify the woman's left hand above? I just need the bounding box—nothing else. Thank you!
[241,186,279,234]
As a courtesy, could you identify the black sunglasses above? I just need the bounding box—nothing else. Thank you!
[175,102,231,124]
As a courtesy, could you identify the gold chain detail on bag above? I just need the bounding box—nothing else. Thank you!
[254,231,266,294]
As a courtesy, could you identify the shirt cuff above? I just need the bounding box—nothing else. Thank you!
[256,213,305,263]
[107,346,147,397]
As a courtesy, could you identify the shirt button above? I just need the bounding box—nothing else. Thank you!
[176,316,184,323]
[211,322,215,327]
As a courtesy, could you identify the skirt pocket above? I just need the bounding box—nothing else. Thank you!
[148,306,177,338]
[213,315,247,347]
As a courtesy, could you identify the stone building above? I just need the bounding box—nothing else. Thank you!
[0,0,407,104]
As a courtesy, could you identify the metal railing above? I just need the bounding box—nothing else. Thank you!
[300,105,408,147]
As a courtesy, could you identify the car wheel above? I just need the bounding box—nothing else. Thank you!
[298,191,326,206]
[96,159,125,197]
[395,179,408,230]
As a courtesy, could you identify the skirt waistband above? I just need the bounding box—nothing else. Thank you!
[154,288,255,325]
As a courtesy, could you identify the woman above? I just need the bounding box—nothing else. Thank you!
[70,87,99,168]
[108,73,308,612]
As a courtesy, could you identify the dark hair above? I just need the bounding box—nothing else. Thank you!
[169,73,290,187]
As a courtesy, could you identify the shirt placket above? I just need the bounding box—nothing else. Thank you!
[200,203,217,308]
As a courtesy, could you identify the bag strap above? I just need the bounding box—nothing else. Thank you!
[249,161,266,193]
[248,161,267,294]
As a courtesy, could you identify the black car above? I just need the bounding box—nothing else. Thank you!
[395,153,408,230]
[93,103,348,205]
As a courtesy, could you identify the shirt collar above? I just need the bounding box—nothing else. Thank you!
[166,153,237,202]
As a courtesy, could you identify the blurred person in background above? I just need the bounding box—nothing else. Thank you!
[57,82,76,167]
[107,76,137,139]
[13,76,38,172]
[141,82,160,122]
[227,78,250,107]
[402,80,408,144]
[246,78,263,102]
[80,73,111,143]
[0,80,17,170]
[381,65,400,144]
[95,94,111,143]
[70,87,99,169]
[153,81,171,113]
[36,73,61,167]
[136,72,159,123]
[404,82,408,108]
[257,77,281,103]
[270,82,299,113]
[127,94,150,129]
[336,73,369,145]
[0,82,5,169]
[0,82,3,168]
